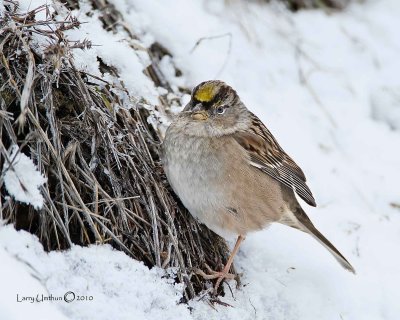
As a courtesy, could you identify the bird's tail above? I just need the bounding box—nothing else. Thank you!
[282,207,356,274]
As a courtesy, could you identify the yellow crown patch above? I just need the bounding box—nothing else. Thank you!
[194,83,217,102]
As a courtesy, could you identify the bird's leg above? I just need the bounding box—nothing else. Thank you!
[196,235,245,293]
[213,234,245,292]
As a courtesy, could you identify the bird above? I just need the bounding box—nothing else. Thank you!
[162,80,355,292]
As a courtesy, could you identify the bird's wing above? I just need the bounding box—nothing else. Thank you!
[233,112,316,207]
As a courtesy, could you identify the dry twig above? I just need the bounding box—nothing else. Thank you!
[0,0,233,300]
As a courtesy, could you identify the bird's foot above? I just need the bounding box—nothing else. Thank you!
[196,264,235,294]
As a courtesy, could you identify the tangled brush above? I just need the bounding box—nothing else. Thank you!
[277,0,352,11]
[0,0,234,300]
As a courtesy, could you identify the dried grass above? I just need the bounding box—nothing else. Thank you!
[0,0,234,300]
[268,0,354,10]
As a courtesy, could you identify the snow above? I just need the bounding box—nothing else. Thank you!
[371,86,400,130]
[1,0,400,319]
[0,225,190,320]
[2,145,47,209]
[53,0,160,106]
[0,226,69,320]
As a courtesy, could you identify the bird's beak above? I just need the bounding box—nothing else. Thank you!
[191,110,209,121]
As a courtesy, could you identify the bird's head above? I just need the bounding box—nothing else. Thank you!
[181,80,250,137]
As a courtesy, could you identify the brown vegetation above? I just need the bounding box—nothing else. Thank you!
[0,0,234,300]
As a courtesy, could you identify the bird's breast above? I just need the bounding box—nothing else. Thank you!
[162,127,284,237]
[163,133,226,198]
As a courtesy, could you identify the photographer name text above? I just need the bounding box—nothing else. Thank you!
[16,292,93,303]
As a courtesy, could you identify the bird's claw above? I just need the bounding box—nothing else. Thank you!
[196,264,235,293]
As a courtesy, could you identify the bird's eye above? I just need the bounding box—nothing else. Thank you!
[216,105,226,114]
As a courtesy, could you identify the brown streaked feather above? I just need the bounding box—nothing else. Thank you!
[233,112,317,207]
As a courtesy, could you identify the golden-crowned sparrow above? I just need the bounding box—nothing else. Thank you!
[162,80,355,291]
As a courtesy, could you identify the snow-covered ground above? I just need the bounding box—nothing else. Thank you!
[1,0,400,319]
